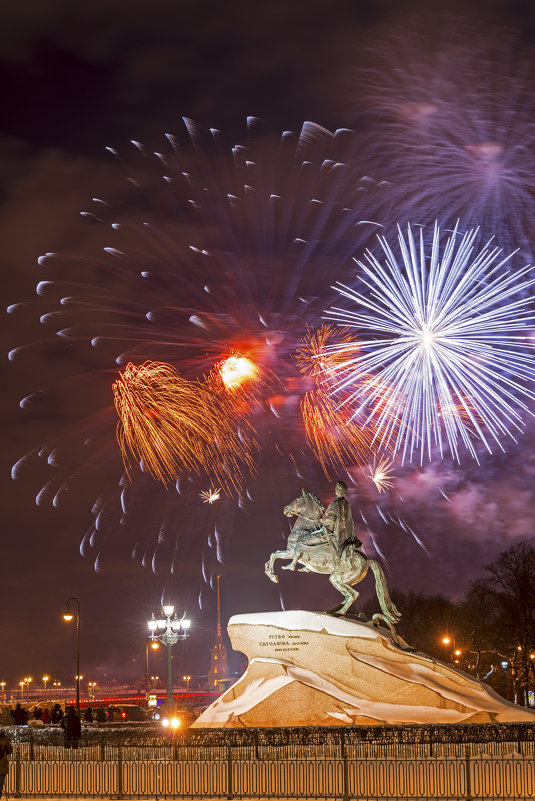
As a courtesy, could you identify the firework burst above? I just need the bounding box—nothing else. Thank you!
[354,23,535,258]
[112,360,258,493]
[200,488,222,504]
[366,457,395,493]
[9,118,385,582]
[326,222,535,463]
[295,325,385,477]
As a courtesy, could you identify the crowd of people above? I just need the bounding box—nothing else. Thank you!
[1,702,110,728]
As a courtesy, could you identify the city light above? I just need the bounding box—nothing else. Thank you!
[148,605,191,704]
[63,597,81,713]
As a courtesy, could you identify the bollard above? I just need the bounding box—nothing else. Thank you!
[226,745,233,800]
[13,748,21,798]
[116,745,124,799]
[464,745,472,801]
[341,730,350,801]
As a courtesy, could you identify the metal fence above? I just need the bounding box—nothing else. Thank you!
[4,725,535,800]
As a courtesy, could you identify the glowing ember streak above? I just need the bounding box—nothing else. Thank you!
[200,488,221,504]
[219,355,257,389]
[367,457,395,493]
[113,361,257,492]
[326,222,535,463]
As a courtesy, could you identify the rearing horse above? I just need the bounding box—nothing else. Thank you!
[265,489,401,626]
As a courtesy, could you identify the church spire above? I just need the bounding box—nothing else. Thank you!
[216,573,222,638]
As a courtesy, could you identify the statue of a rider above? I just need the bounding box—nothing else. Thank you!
[321,481,362,562]
[282,480,363,572]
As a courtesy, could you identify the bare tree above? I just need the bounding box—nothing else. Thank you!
[466,542,535,705]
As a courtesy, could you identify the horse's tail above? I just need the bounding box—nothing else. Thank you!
[369,560,402,626]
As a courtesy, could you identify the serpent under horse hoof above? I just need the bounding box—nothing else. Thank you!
[265,488,401,627]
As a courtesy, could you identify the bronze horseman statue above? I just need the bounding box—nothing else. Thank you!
[265,481,401,630]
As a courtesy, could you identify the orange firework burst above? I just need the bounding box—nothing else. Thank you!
[301,388,379,479]
[219,355,258,389]
[294,324,361,382]
[206,351,280,420]
[113,361,257,492]
[295,326,395,476]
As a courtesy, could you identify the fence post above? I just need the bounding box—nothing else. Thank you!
[226,745,233,801]
[13,748,21,798]
[464,745,472,801]
[116,745,124,799]
[342,729,349,801]
[29,731,34,762]
[99,736,105,762]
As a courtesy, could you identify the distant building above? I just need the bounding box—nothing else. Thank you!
[206,575,232,692]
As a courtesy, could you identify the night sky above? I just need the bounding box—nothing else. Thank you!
[3,0,535,691]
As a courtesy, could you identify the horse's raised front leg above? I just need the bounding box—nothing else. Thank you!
[265,550,294,583]
[281,548,303,572]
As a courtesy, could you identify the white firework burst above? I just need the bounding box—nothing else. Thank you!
[200,488,222,504]
[366,457,395,493]
[326,222,535,463]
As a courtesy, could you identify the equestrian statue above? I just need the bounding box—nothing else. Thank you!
[265,481,401,631]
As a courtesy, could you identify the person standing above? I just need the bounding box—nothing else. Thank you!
[0,731,13,799]
[11,704,28,726]
[61,707,82,749]
[83,706,93,723]
[51,704,63,724]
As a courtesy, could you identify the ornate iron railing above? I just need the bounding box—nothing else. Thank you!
[3,724,534,800]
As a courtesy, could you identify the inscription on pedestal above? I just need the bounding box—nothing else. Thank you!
[258,632,310,652]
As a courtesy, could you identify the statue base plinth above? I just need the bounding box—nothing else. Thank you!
[193,610,535,728]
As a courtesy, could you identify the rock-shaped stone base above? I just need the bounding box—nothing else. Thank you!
[193,610,535,728]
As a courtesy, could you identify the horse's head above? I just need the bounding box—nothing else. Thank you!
[284,489,324,520]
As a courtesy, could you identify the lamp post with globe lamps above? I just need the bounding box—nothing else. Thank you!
[42,675,49,702]
[147,605,190,706]
[63,597,81,713]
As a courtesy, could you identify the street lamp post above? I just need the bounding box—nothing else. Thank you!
[42,675,49,702]
[0,682,5,702]
[147,605,190,706]
[53,681,61,702]
[63,597,81,713]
